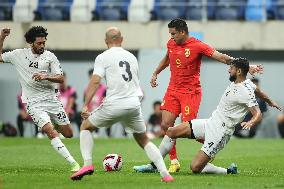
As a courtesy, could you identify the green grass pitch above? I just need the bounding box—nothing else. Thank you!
[0,138,284,189]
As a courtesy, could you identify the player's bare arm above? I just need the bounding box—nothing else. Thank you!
[254,86,282,111]
[211,51,263,76]
[0,28,11,63]
[151,53,170,87]
[211,50,234,65]
[81,74,101,119]
[32,72,64,83]
[241,105,262,130]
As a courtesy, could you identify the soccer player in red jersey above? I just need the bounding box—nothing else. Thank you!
[133,18,263,173]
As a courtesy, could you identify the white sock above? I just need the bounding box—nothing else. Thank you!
[201,163,227,174]
[50,137,76,164]
[144,142,169,177]
[159,135,175,159]
[80,130,93,166]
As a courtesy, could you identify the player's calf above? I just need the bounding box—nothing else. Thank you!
[190,162,204,173]
[190,150,211,173]
[59,125,73,138]
[42,123,59,139]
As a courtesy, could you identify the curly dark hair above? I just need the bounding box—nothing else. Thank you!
[24,26,48,44]
[231,58,250,76]
[168,18,188,34]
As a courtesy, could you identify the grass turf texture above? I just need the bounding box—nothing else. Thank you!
[0,138,284,189]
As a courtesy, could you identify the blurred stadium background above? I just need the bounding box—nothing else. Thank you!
[0,0,284,138]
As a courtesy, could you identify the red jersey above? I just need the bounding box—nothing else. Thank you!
[167,37,215,93]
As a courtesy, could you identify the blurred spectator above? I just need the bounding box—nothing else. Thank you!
[0,121,17,137]
[147,101,165,138]
[58,72,78,123]
[85,69,106,113]
[17,92,39,137]
[233,78,268,138]
[277,111,284,138]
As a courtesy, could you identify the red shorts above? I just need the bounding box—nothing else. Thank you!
[160,89,202,122]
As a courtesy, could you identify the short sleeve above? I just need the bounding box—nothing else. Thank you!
[248,80,257,91]
[246,94,258,108]
[240,85,258,108]
[93,55,105,78]
[2,49,19,64]
[49,53,63,75]
[199,42,215,57]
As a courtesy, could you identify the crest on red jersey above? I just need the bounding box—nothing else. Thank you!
[185,48,190,57]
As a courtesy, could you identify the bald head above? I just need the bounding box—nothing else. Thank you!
[105,27,123,47]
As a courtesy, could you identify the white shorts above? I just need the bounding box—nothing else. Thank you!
[26,99,70,130]
[88,104,146,134]
[192,118,231,158]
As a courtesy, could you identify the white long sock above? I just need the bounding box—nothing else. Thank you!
[51,137,76,164]
[201,163,227,174]
[144,142,169,177]
[80,130,93,166]
[159,135,175,159]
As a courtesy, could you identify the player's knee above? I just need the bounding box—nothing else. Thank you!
[190,163,202,174]
[80,122,97,133]
[80,120,93,131]
[161,117,175,132]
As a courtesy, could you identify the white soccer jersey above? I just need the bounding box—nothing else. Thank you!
[209,79,258,134]
[92,47,143,107]
[2,48,63,103]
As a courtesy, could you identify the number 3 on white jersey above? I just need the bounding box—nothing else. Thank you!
[119,61,132,82]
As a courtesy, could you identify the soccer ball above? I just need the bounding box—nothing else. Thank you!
[103,154,123,171]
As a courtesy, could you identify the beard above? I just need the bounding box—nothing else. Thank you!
[229,75,236,82]
[32,46,44,54]
[36,48,44,54]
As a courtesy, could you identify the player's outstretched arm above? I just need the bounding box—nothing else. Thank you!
[255,86,282,111]
[150,53,170,87]
[211,52,264,76]
[0,28,11,63]
[241,106,262,130]
[211,50,234,65]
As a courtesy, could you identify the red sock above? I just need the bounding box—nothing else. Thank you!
[169,140,178,161]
